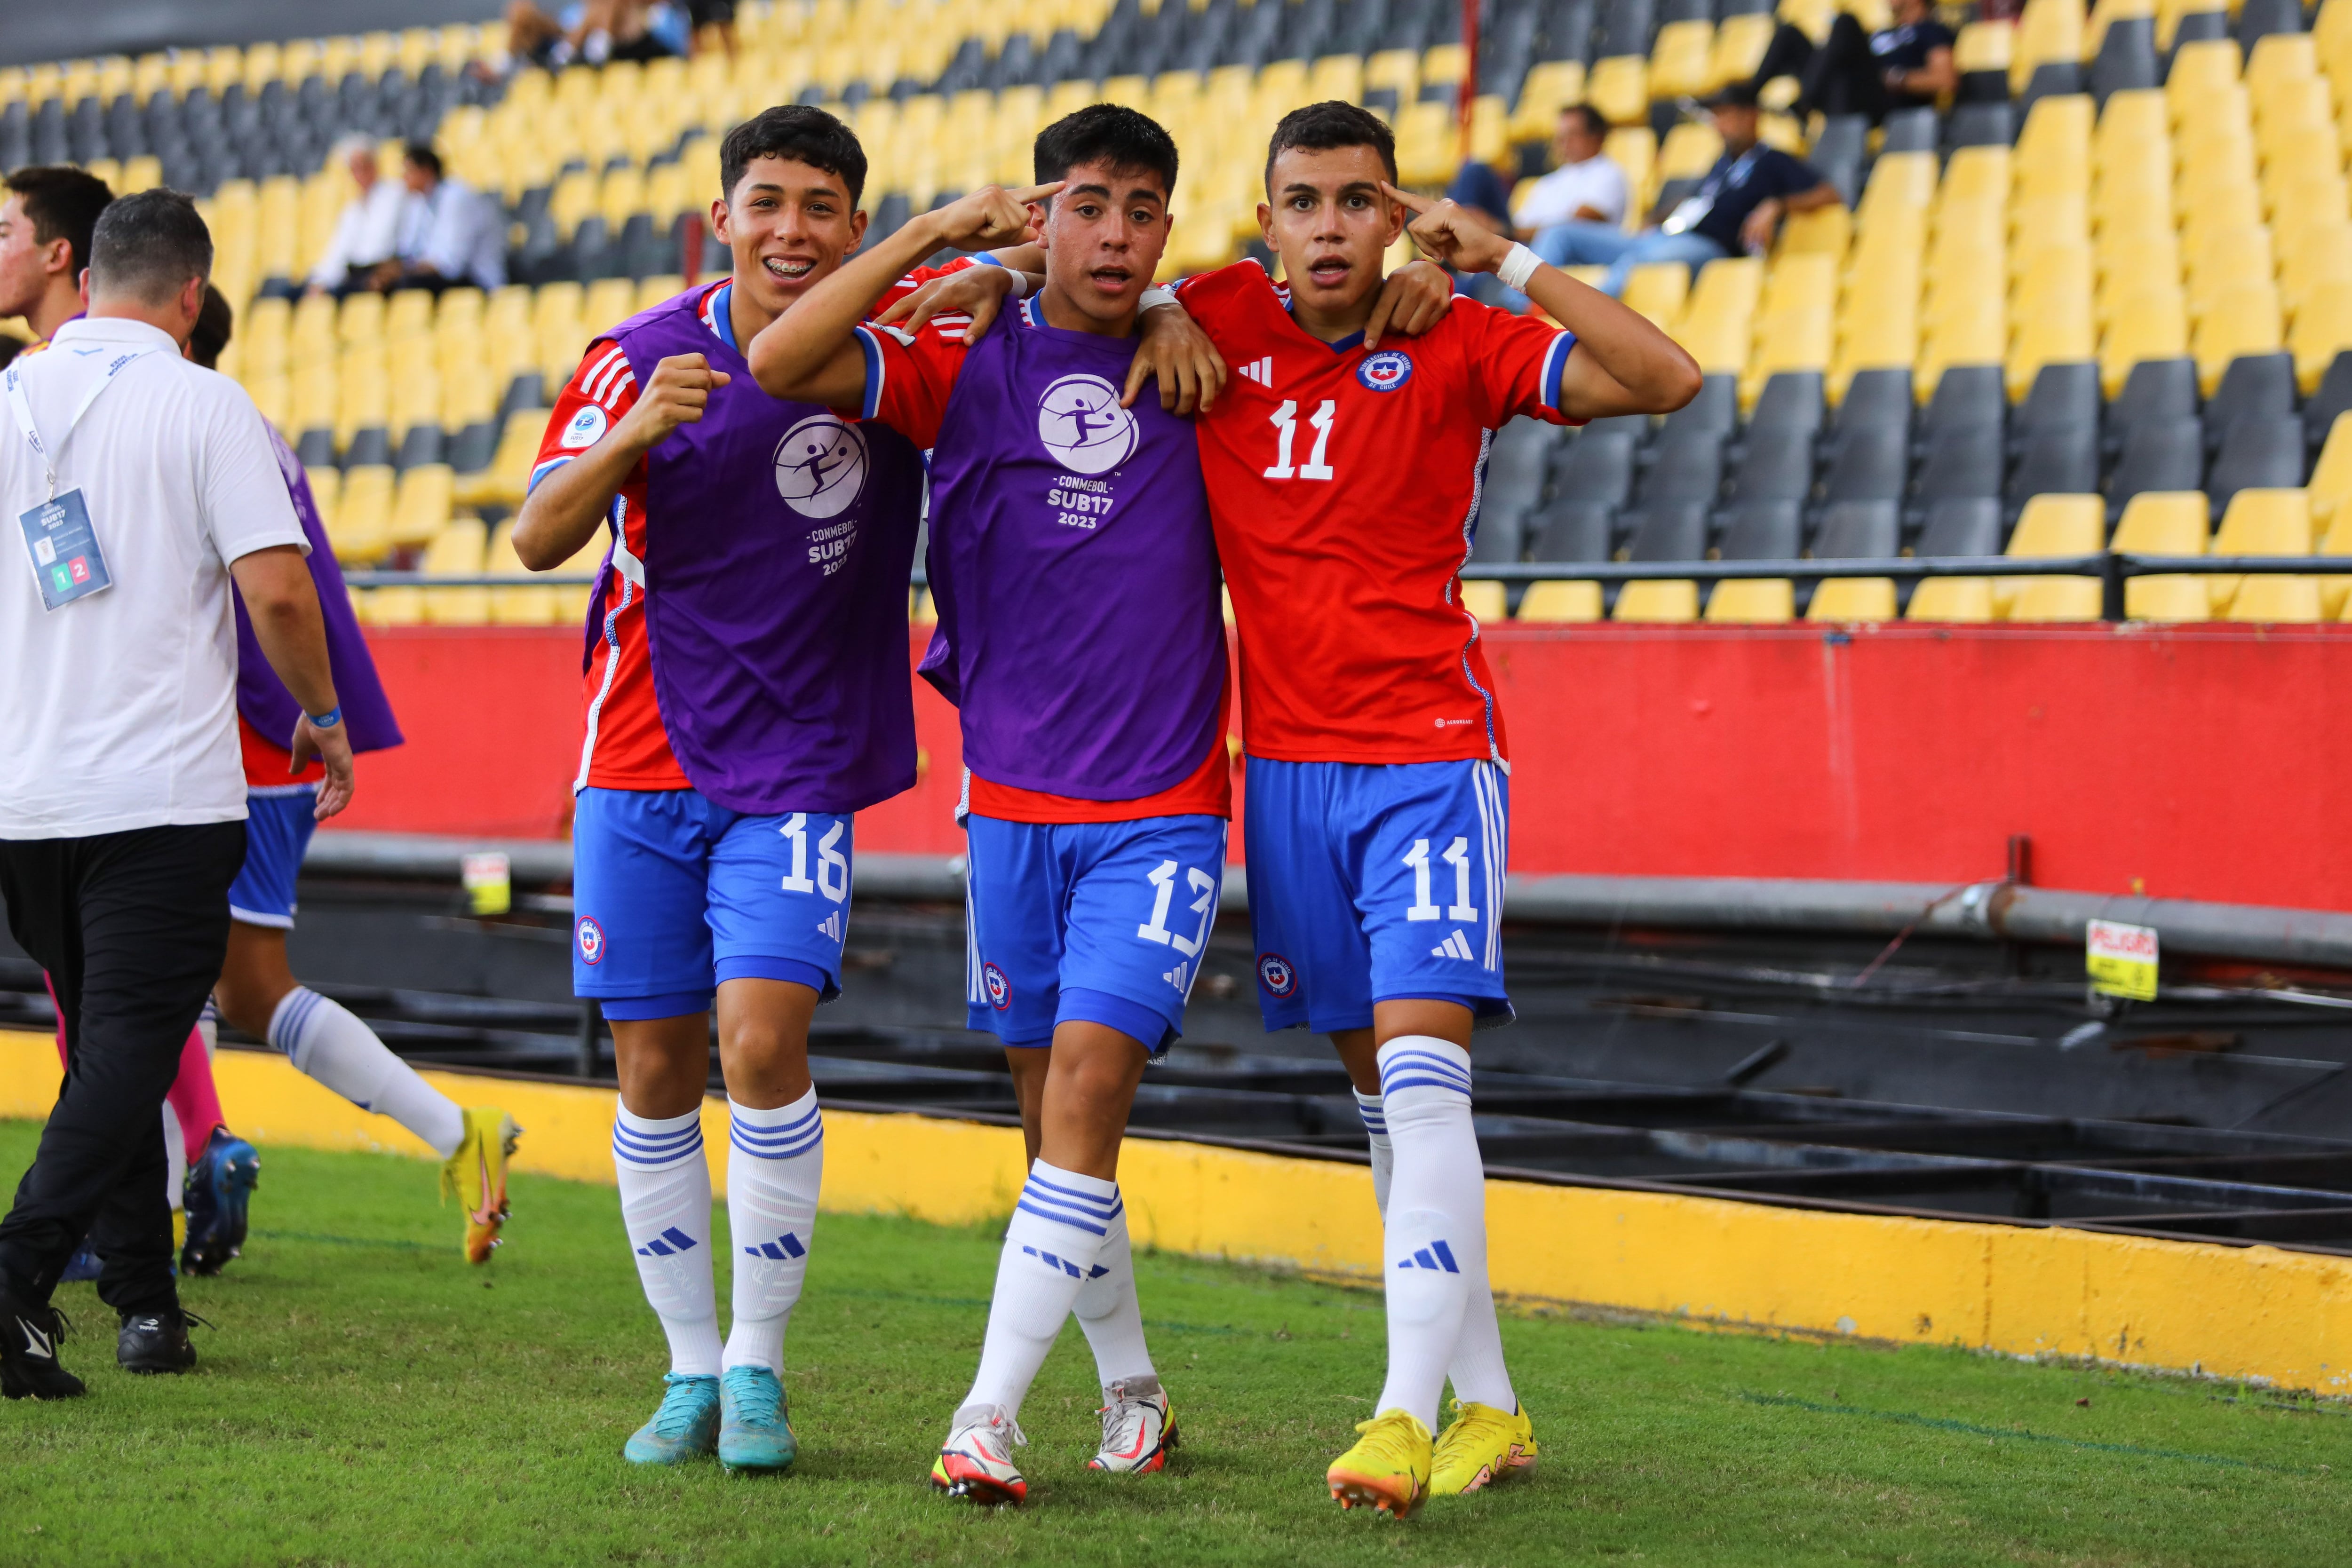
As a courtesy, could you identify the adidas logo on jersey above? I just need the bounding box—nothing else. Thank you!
[743,1230,807,1261]
[1163,961,1190,992]
[816,911,842,941]
[1431,929,1475,960]
[1397,1241,1462,1273]
[636,1226,699,1257]
[1239,356,1273,388]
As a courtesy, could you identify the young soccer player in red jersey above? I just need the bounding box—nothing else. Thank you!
[1171,102,1702,1515]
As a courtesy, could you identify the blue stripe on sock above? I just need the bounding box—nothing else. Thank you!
[1024,1173,1121,1217]
[1014,1198,1110,1236]
[731,1130,823,1162]
[732,1104,822,1138]
[1379,1049,1472,1091]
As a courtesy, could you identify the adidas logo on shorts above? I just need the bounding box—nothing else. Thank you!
[816,911,842,941]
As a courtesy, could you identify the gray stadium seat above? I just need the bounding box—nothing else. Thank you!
[2207,415,2306,514]
[2006,421,2099,512]
[1637,430,1727,507]
[2236,0,2304,52]
[1726,436,1814,504]
[1661,373,1739,444]
[1719,499,1801,559]
[1819,424,1908,505]
[2107,415,2205,521]
[1549,428,1639,510]
[1945,101,2014,149]
[2202,353,2296,455]
[1814,499,1900,559]
[1747,371,1827,440]
[2090,16,2160,103]
[1921,365,2006,451]
[1916,496,2003,557]
[1911,426,2005,511]
[1833,368,1914,444]
[1878,108,1939,154]
[1528,499,1615,563]
[2305,352,2352,450]
[2017,362,2100,457]
[1624,499,1710,562]
[2105,358,2198,455]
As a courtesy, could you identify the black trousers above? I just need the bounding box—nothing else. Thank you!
[0,822,245,1314]
[1752,15,1933,125]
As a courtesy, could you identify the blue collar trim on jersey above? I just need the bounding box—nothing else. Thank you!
[1284,302,1364,354]
[707,281,736,352]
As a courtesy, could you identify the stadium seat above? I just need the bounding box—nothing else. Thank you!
[330,466,395,565]
[2003,494,2107,620]
[2210,485,2317,615]
[2112,491,2213,619]
[419,517,490,625]
[1517,580,1605,621]
[2105,357,2198,452]
[2307,412,2352,536]
[1528,499,1617,565]
[2290,278,2352,393]
[391,464,454,551]
[1912,424,2005,514]
[1615,502,1709,622]
[1550,428,1640,513]
[2108,415,2207,520]
[2103,289,2192,396]
[2008,422,2101,514]
[2208,415,2307,515]
[1458,581,1509,623]
[1704,501,1800,622]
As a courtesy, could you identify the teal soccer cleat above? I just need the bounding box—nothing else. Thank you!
[180,1128,259,1276]
[622,1373,721,1465]
[717,1364,797,1473]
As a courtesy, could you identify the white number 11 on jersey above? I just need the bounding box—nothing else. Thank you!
[1263,399,1335,481]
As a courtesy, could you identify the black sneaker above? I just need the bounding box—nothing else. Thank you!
[117,1307,205,1375]
[0,1286,84,1400]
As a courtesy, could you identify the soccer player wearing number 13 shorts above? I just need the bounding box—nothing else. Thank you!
[1174,102,1702,1515]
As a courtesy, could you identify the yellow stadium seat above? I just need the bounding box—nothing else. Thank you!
[2101,286,2191,396]
[2308,412,2352,538]
[2013,0,2087,93]
[2291,278,2352,393]
[304,467,341,541]
[1779,203,1851,260]
[1366,48,1420,99]
[2194,281,2285,394]
[1516,581,1605,621]
[2002,494,2105,620]
[1650,21,1716,99]
[1709,15,1776,90]
[2322,516,2352,620]
[2014,94,2094,180]
[2248,31,2320,99]
[1808,577,1896,620]
[2211,486,2318,616]
[1777,0,1837,44]
[455,408,554,510]
[1907,576,1997,620]
[2083,0,2156,62]
[1704,578,1794,622]
[2112,491,2212,620]
[392,465,455,551]
[331,466,396,565]
[1859,151,1938,220]
[1955,20,2013,75]
[420,516,490,625]
[1457,580,1508,623]
[1673,256,1763,373]
[2167,38,2242,121]
[1604,127,1658,222]
[1614,580,1701,621]
[1394,102,1456,187]
[2093,88,2168,166]
[489,523,564,626]
[1587,56,1650,127]
[1509,61,1586,143]
[1622,263,1691,330]
[2280,222,2352,318]
[1659,121,1725,181]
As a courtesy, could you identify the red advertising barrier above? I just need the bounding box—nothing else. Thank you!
[332,623,2352,912]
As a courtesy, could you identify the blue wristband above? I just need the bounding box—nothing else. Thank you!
[308,705,342,730]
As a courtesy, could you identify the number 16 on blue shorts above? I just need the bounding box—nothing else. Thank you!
[964,812,1229,1054]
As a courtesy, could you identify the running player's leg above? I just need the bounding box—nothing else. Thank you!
[575,786,726,1464]
[215,788,518,1259]
[702,807,856,1473]
[167,1014,254,1276]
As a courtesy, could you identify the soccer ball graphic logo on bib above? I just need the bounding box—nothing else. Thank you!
[774,414,869,518]
[1036,374,1138,475]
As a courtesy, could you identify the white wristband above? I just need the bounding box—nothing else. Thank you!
[974,254,1031,297]
[1138,285,1179,312]
[1495,241,1541,292]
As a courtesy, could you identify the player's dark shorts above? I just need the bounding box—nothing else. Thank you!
[227,787,319,929]
[1243,758,1512,1035]
[572,786,852,1020]
[964,812,1229,1054]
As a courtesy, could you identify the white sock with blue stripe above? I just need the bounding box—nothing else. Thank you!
[269,986,465,1160]
[1373,1037,1486,1433]
[961,1160,1119,1419]
[613,1102,723,1378]
[1358,1085,1516,1414]
[722,1090,823,1375]
[1071,1206,1155,1387]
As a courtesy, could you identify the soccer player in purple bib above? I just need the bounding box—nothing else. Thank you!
[512,106,961,1474]
[749,106,1228,1505]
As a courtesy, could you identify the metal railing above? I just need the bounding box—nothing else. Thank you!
[348,554,2351,623]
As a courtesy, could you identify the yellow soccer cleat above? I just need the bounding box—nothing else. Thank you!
[1327,1408,1433,1517]
[441,1108,521,1263]
[1429,1399,1538,1496]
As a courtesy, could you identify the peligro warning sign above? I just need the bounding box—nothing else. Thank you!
[2086,919,2159,1002]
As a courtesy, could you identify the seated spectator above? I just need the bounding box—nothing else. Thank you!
[1747,0,1957,123]
[387,144,507,294]
[1538,84,1841,298]
[1446,105,1628,310]
[304,140,406,299]
[504,0,687,70]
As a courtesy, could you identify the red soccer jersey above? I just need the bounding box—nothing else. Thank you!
[239,715,323,787]
[1176,261,1580,767]
[534,263,981,794]
[857,300,1232,824]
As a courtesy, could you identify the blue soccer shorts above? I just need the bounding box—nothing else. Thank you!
[572,786,854,1021]
[964,811,1229,1054]
[1242,757,1511,1034]
[228,787,319,928]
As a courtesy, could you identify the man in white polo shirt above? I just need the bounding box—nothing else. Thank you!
[0,189,355,1400]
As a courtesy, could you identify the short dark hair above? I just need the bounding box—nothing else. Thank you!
[1265,101,1398,192]
[87,188,212,304]
[3,165,115,280]
[719,104,867,206]
[1563,104,1609,140]
[189,283,234,370]
[403,141,444,181]
[1033,103,1179,200]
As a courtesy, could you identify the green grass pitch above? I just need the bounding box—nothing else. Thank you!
[0,1119,2345,1567]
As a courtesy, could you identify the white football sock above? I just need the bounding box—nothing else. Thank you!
[1359,1085,1515,1412]
[1071,1205,1154,1387]
[197,999,218,1057]
[270,986,466,1159]
[613,1102,723,1378]
[162,1103,186,1214]
[723,1090,823,1375]
[1372,1037,1489,1433]
[961,1161,1117,1419]
[1355,1087,1393,1212]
